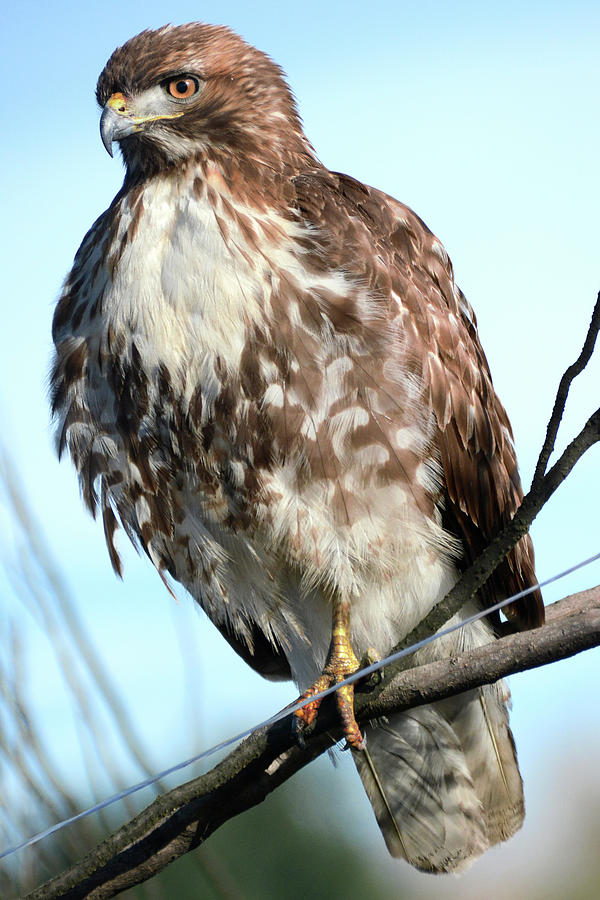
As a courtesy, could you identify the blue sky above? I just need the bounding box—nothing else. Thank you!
[1,0,599,891]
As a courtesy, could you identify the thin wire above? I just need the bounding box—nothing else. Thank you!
[2,550,598,862]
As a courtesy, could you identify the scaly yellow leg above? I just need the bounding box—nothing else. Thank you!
[294,599,366,750]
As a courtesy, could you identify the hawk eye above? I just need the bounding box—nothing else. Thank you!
[166,76,200,100]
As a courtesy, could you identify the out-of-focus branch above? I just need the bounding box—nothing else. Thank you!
[0,453,164,788]
[25,585,600,899]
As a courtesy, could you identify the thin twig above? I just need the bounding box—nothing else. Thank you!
[533,292,600,483]
[375,403,600,683]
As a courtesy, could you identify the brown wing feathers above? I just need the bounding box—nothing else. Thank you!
[293,171,543,630]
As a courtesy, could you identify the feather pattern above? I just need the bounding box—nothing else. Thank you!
[354,615,525,872]
[51,23,544,872]
[354,682,524,872]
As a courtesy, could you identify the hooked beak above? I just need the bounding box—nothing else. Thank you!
[100,92,184,157]
[100,93,135,157]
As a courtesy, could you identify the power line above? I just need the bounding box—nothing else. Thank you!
[1,550,598,862]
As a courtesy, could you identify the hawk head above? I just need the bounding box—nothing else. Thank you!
[96,23,312,176]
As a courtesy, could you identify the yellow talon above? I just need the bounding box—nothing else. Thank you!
[293,599,366,750]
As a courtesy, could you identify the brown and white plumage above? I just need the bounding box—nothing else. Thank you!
[51,23,544,872]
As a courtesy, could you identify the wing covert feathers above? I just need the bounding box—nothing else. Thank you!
[292,170,544,630]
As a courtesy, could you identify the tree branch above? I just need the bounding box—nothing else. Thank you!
[380,403,600,673]
[382,296,600,669]
[26,585,600,899]
[533,290,600,483]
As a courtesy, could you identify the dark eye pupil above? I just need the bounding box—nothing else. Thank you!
[176,80,189,94]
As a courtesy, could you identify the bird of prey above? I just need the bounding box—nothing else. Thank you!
[51,23,544,873]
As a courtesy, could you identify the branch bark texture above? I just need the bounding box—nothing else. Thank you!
[27,585,600,899]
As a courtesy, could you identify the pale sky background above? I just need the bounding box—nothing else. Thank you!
[0,0,599,895]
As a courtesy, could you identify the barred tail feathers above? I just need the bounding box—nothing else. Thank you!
[353,683,524,873]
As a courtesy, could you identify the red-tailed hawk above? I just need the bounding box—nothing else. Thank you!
[51,23,544,873]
